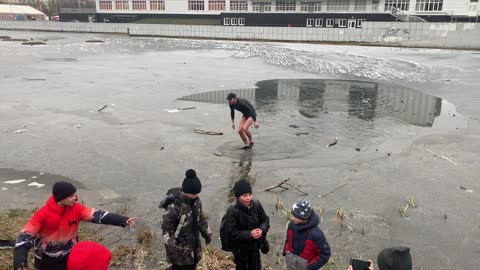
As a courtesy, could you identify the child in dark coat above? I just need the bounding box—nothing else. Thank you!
[283,199,331,270]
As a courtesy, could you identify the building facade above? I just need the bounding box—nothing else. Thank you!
[63,0,480,24]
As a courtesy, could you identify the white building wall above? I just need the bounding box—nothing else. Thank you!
[93,0,479,16]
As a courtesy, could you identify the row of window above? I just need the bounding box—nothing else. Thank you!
[223,17,245,25]
[101,0,165,10]
[99,0,451,12]
[306,18,366,27]
[98,0,388,12]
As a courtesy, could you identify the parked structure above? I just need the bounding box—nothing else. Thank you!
[0,4,47,20]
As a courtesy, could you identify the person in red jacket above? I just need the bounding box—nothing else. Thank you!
[13,181,135,270]
[67,241,112,270]
[283,199,331,270]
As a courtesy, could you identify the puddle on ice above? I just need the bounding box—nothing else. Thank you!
[180,79,466,130]
[179,79,466,160]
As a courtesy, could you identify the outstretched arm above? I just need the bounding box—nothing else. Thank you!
[14,211,44,270]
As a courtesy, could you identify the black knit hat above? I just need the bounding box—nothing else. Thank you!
[377,247,412,270]
[182,169,202,194]
[52,181,77,202]
[233,179,252,198]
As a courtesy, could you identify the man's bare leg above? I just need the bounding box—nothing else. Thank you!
[243,117,255,148]
[238,117,250,147]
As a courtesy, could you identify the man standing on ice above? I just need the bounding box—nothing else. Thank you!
[227,93,260,149]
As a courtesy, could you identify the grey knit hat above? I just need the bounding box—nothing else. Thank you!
[291,199,313,220]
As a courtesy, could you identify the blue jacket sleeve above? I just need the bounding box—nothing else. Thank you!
[307,228,331,270]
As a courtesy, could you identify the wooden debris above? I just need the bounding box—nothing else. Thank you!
[22,78,46,81]
[22,41,46,46]
[213,152,222,157]
[263,178,308,195]
[85,39,105,43]
[180,107,196,110]
[327,137,339,147]
[296,132,309,136]
[426,148,457,165]
[98,105,108,112]
[194,129,223,136]
[318,183,348,198]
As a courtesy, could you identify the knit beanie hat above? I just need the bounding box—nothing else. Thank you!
[377,247,412,270]
[291,199,313,221]
[52,181,77,202]
[182,169,202,194]
[233,179,252,198]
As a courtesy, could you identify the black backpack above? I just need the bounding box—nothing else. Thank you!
[220,206,233,251]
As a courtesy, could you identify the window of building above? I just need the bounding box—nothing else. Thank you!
[115,0,128,10]
[371,0,379,10]
[315,18,323,27]
[276,0,296,11]
[415,0,443,11]
[132,0,146,10]
[231,17,238,25]
[99,1,113,10]
[209,0,225,10]
[231,0,248,11]
[326,18,334,27]
[301,1,322,12]
[354,0,366,11]
[337,18,347,27]
[252,2,272,12]
[224,17,230,25]
[150,1,165,10]
[188,0,205,10]
[306,18,314,27]
[470,0,478,2]
[384,0,409,11]
[238,18,245,25]
[327,0,349,11]
[357,18,366,27]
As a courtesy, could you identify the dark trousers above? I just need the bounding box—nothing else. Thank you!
[169,264,197,270]
[233,249,261,270]
[34,255,68,270]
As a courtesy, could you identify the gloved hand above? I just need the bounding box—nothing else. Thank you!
[205,236,212,245]
[13,246,28,270]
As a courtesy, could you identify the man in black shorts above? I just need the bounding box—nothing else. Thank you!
[227,93,259,149]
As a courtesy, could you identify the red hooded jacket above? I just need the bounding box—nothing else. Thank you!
[22,195,94,256]
[67,241,112,270]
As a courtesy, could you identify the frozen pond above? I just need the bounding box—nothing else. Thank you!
[1,30,479,269]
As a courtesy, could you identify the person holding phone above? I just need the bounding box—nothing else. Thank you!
[347,246,412,270]
[283,199,331,270]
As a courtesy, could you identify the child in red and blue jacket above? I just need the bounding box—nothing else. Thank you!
[283,199,331,270]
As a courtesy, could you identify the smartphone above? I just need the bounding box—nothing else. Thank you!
[350,258,370,270]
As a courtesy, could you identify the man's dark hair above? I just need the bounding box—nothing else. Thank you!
[226,93,237,100]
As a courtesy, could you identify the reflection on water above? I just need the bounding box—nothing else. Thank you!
[180,79,465,129]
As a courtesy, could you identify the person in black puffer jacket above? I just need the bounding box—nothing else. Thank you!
[221,179,270,270]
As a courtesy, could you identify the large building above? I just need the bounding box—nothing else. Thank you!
[62,0,480,24]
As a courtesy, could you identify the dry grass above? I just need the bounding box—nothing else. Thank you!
[0,209,35,270]
[0,209,277,270]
